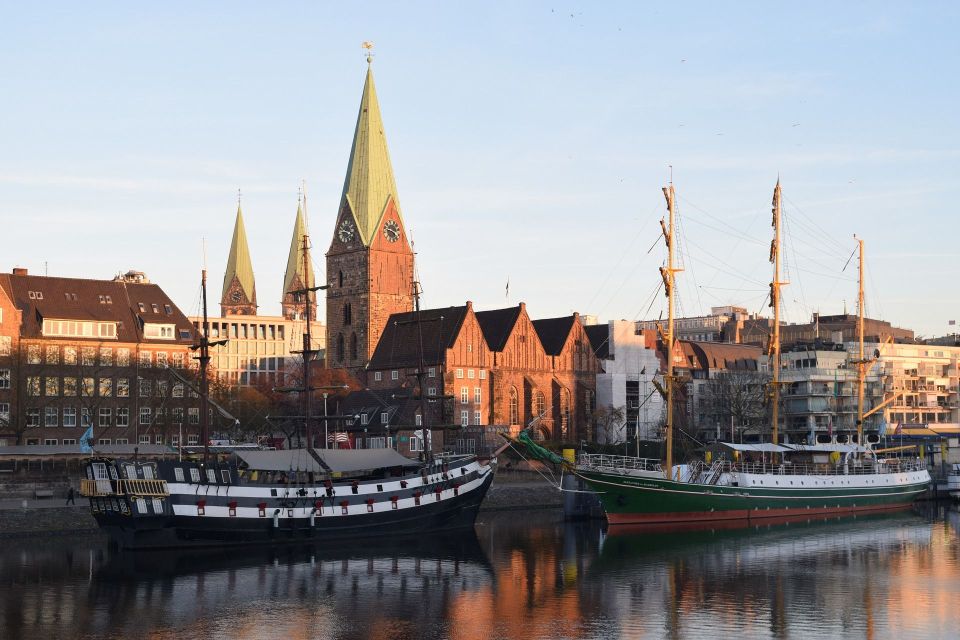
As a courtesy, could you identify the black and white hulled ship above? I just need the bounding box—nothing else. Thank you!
[82,448,495,550]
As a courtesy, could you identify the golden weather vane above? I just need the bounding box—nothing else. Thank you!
[362,40,374,63]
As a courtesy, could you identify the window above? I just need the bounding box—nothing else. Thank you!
[99,378,112,397]
[156,352,168,367]
[138,303,146,313]
[63,407,77,427]
[98,407,112,427]
[139,434,150,445]
[41,320,116,339]
[0,403,9,424]
[474,387,481,403]
[460,410,469,427]
[479,370,486,380]
[26,409,40,427]
[27,377,40,396]
[172,408,183,424]
[155,408,165,424]
[117,349,130,366]
[46,345,59,364]
[188,408,199,424]
[456,368,464,379]
[509,387,519,425]
[172,383,183,398]
[187,434,199,445]
[117,378,129,397]
[428,367,435,378]
[157,381,168,398]
[97,439,111,446]
[27,345,41,364]
[62,438,76,445]
[174,467,185,482]
[81,347,96,366]
[374,371,382,381]
[534,391,545,418]
[474,411,482,425]
[415,413,422,426]
[139,408,151,425]
[99,347,112,365]
[391,370,399,380]
[381,412,389,424]
[343,303,352,325]
[0,369,9,389]
[171,352,184,368]
[360,413,369,425]
[44,407,58,427]
[461,387,468,404]
[164,304,173,315]
[116,408,129,427]
[44,439,58,446]
[81,378,95,397]
[428,387,437,396]
[468,369,475,379]
[151,303,159,314]
[81,408,91,428]
[0,336,9,356]
[139,351,151,367]
[139,379,151,397]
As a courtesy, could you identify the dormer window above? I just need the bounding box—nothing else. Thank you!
[164,304,172,315]
[151,304,159,314]
[144,324,176,340]
[137,303,146,312]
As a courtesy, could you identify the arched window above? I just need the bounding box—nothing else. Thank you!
[533,391,545,419]
[560,389,570,438]
[336,334,345,362]
[338,270,344,287]
[349,333,358,361]
[509,387,519,425]
[343,303,352,326]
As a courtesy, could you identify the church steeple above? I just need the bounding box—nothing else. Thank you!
[221,203,257,316]
[337,59,404,247]
[326,55,414,378]
[282,199,316,320]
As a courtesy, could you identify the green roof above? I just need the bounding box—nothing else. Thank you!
[339,61,403,246]
[222,204,256,304]
[283,201,314,294]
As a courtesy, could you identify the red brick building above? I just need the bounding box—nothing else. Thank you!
[0,268,203,447]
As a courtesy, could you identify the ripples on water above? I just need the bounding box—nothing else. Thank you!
[2,506,960,639]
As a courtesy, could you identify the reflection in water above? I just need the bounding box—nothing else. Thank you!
[1,508,959,639]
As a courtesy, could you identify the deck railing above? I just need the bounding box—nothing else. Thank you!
[80,478,169,497]
[577,454,662,474]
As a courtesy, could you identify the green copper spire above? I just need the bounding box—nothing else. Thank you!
[283,201,313,295]
[339,60,403,246]
[221,203,257,310]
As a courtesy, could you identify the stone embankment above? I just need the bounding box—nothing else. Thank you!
[0,473,560,537]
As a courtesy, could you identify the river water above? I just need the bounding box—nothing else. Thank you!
[2,506,960,639]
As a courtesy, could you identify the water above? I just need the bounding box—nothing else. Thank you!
[2,506,960,639]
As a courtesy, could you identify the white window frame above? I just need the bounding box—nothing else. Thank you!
[189,467,201,482]
[460,410,469,427]
[374,371,382,381]
[391,370,399,380]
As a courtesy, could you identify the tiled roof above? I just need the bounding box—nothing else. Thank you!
[584,324,610,359]
[532,315,576,356]
[368,305,469,369]
[475,306,522,352]
[0,272,194,344]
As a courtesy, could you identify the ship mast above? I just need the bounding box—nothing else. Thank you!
[198,269,211,464]
[660,184,681,480]
[769,180,787,455]
[856,236,866,448]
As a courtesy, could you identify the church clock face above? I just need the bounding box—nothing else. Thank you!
[230,290,242,303]
[383,220,400,243]
[338,220,356,243]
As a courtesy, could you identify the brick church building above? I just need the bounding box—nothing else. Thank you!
[323,59,599,453]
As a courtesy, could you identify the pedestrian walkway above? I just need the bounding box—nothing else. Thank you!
[0,498,88,511]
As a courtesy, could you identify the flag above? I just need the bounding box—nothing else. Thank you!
[327,432,350,442]
[878,420,888,437]
[950,320,956,326]
[79,425,94,453]
[505,277,510,299]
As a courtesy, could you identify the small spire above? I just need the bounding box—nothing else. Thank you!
[237,187,242,205]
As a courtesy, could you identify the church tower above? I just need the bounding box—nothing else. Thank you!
[282,199,317,321]
[326,57,414,377]
[221,204,258,316]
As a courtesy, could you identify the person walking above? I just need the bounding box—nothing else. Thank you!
[65,486,75,506]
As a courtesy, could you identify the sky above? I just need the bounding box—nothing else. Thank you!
[1,2,958,337]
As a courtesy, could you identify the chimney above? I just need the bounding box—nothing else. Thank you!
[12,267,28,276]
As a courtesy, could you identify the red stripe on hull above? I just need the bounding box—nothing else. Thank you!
[606,501,914,528]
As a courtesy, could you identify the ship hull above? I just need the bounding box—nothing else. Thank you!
[94,469,494,550]
[577,469,930,525]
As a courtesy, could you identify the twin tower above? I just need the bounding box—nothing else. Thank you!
[219,59,414,378]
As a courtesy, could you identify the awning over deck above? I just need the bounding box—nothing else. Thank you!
[719,442,792,453]
[236,448,418,473]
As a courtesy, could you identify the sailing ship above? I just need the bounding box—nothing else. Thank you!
[573,180,930,525]
[80,230,495,550]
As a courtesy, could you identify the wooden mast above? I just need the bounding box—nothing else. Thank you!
[856,236,866,447]
[661,184,680,480]
[769,180,786,453]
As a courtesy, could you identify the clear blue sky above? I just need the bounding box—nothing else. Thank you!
[1,2,958,337]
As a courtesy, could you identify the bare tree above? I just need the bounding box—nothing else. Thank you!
[592,404,626,443]
[701,370,769,443]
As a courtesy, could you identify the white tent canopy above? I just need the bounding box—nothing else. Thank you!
[236,448,418,473]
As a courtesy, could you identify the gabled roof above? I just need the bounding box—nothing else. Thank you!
[584,324,610,359]
[0,272,194,343]
[222,204,256,304]
[475,305,522,352]
[532,315,576,356]
[368,305,469,369]
[339,61,402,246]
[283,201,314,295]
